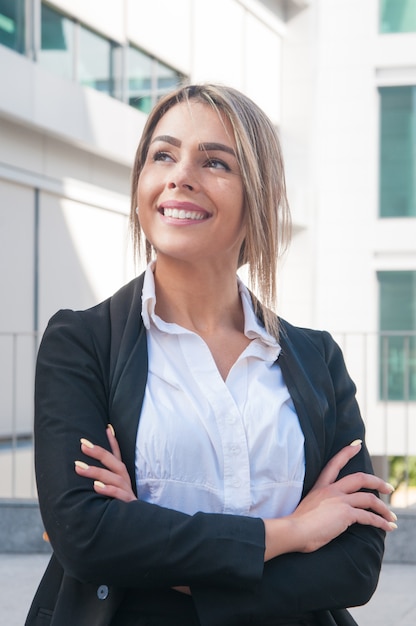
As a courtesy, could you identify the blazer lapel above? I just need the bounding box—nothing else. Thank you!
[107,274,148,493]
[278,324,327,496]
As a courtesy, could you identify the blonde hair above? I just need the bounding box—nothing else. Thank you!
[130,83,291,338]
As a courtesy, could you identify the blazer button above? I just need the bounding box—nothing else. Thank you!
[97,584,109,600]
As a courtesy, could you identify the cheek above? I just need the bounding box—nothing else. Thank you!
[136,178,153,236]
[136,176,149,208]
[137,167,159,205]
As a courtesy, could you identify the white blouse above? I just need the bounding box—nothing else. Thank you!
[136,264,305,519]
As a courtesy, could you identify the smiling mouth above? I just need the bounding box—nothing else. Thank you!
[162,207,208,220]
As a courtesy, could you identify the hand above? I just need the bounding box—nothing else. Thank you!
[172,586,192,596]
[75,425,137,503]
[263,440,397,560]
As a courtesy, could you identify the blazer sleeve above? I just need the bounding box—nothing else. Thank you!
[192,330,385,625]
[34,309,265,590]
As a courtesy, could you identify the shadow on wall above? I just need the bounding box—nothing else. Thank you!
[0,185,132,453]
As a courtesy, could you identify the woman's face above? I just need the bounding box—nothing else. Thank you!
[137,101,246,270]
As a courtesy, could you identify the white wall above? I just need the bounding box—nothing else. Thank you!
[276,0,416,456]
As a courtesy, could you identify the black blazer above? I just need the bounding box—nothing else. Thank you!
[26,273,384,626]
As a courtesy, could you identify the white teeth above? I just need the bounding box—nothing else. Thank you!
[164,208,205,220]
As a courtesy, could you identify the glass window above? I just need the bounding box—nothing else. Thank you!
[0,0,25,53]
[127,44,185,113]
[39,3,75,81]
[379,271,416,400]
[380,0,416,33]
[78,24,117,96]
[127,45,153,113]
[379,86,416,218]
[156,60,183,100]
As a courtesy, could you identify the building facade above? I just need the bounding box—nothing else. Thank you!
[0,0,415,496]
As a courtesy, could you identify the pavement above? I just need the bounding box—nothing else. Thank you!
[0,554,414,625]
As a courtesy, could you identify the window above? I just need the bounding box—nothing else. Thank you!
[380,0,416,33]
[39,3,119,97]
[127,44,184,113]
[4,1,187,110]
[378,271,416,401]
[379,86,416,218]
[78,24,118,96]
[127,45,153,113]
[39,3,74,81]
[0,0,25,53]
[156,59,185,101]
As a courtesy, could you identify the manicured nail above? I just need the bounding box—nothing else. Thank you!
[80,438,94,449]
[390,511,398,522]
[94,480,106,489]
[42,531,50,543]
[350,439,362,446]
[107,424,115,437]
[388,522,398,530]
[75,460,89,470]
[386,482,395,493]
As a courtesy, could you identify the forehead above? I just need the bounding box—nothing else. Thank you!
[151,101,236,144]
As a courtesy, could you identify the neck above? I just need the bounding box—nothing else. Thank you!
[152,257,244,335]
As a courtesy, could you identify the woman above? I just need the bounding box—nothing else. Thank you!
[26,84,397,626]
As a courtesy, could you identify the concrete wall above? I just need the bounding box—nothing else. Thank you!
[0,500,51,554]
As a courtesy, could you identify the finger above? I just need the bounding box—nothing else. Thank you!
[80,438,125,474]
[312,440,362,490]
[75,460,129,488]
[172,586,192,596]
[93,480,137,503]
[346,491,397,523]
[106,424,122,461]
[75,461,136,503]
[334,472,395,496]
[350,505,398,533]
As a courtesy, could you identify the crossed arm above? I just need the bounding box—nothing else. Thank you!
[75,426,396,562]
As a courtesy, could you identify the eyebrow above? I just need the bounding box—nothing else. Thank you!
[151,135,181,147]
[199,142,236,156]
[151,135,236,156]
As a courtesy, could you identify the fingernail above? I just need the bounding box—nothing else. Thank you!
[94,480,106,489]
[386,482,395,493]
[80,438,94,449]
[42,531,50,543]
[390,511,398,522]
[75,460,89,470]
[350,439,362,446]
[107,424,115,437]
[388,522,398,530]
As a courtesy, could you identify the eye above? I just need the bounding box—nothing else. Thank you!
[152,150,174,163]
[204,158,230,171]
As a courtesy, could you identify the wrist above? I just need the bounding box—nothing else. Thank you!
[263,517,302,561]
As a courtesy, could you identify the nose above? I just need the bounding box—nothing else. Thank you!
[167,161,196,191]
[168,180,194,191]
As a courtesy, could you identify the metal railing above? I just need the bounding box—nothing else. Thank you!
[0,332,39,499]
[1,330,415,506]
